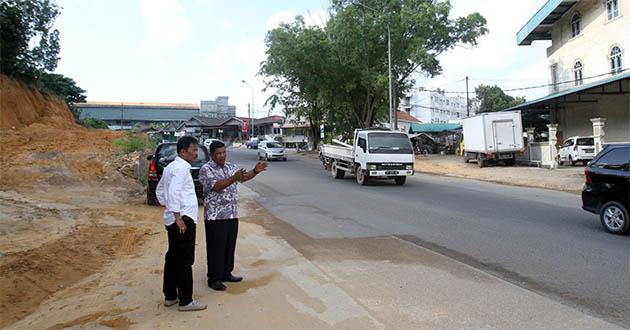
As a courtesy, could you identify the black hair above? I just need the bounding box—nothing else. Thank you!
[209,140,226,154]
[177,136,198,154]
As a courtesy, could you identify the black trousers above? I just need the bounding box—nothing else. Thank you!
[204,219,239,281]
[163,216,196,306]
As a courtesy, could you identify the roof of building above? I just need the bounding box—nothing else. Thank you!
[409,123,462,133]
[505,71,630,111]
[517,0,578,46]
[183,116,242,127]
[76,101,199,110]
[397,111,421,123]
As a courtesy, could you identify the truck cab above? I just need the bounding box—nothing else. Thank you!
[321,129,415,185]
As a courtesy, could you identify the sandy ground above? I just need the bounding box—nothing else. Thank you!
[415,155,585,193]
[3,185,619,329]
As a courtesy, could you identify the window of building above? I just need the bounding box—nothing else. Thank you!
[607,0,620,20]
[573,61,584,85]
[571,13,581,37]
[610,46,623,74]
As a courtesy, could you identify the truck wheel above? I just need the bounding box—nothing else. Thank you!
[356,167,369,185]
[331,161,345,179]
[394,177,406,185]
[147,192,158,206]
[600,201,629,235]
[505,159,516,166]
[477,155,486,168]
[463,152,469,163]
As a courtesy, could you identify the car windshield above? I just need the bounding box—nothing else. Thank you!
[577,138,594,146]
[156,144,208,167]
[266,142,283,148]
[367,133,413,154]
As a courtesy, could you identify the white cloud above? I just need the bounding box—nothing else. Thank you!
[265,8,329,30]
[140,0,192,48]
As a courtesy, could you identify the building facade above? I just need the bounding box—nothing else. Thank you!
[517,0,627,93]
[401,91,472,124]
[200,96,236,118]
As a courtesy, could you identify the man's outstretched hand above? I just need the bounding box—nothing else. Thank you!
[255,161,268,174]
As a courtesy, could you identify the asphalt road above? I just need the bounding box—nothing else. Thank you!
[228,148,630,326]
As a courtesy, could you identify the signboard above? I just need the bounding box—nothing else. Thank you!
[242,120,249,133]
[174,131,185,137]
[320,124,325,139]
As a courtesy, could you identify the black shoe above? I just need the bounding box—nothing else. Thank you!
[208,280,226,291]
[224,274,243,282]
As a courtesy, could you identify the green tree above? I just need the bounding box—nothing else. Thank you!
[0,0,61,83]
[36,72,87,109]
[474,84,526,113]
[261,0,487,141]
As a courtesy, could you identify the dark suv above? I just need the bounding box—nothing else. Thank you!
[146,143,209,205]
[582,144,630,235]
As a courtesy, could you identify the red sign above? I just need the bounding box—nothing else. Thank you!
[242,120,249,133]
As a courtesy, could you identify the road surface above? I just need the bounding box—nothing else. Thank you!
[228,148,630,326]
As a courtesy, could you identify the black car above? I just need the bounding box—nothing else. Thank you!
[582,144,630,235]
[146,143,209,205]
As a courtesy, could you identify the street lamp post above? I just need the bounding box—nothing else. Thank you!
[241,80,255,138]
[355,1,395,130]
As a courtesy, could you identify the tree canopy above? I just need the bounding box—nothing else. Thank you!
[474,84,526,113]
[261,0,487,145]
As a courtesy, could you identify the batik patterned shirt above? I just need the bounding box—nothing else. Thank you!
[199,160,239,220]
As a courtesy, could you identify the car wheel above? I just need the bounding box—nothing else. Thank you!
[600,201,629,235]
[394,176,406,185]
[147,192,159,206]
[356,167,369,185]
[569,155,576,166]
[283,157,287,161]
[331,161,345,179]
[557,155,564,166]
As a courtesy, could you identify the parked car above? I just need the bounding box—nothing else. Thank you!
[146,142,209,206]
[582,144,630,235]
[246,137,260,149]
[558,136,596,166]
[203,138,221,150]
[258,141,287,161]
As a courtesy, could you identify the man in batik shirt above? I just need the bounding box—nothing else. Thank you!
[199,140,267,291]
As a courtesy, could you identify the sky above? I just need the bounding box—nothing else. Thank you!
[54,0,552,118]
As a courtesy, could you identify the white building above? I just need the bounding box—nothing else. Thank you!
[401,91,473,124]
[511,0,629,167]
[200,96,236,118]
[518,0,627,92]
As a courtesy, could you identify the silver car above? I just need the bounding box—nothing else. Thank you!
[258,141,287,161]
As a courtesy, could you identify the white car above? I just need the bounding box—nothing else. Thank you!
[258,141,287,161]
[558,136,596,166]
[203,138,222,150]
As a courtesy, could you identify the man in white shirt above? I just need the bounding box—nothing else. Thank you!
[156,136,207,312]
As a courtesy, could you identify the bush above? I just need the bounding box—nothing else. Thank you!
[112,132,155,154]
[79,118,109,129]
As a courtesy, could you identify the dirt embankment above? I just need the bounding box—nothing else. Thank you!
[0,75,156,328]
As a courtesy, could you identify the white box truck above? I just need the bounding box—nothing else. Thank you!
[462,111,524,167]
[319,129,415,185]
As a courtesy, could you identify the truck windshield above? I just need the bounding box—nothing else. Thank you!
[367,133,413,154]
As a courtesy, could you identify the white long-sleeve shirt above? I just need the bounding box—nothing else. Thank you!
[156,156,199,225]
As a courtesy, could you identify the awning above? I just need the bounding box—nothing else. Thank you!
[517,0,578,45]
[504,72,630,112]
[409,123,462,133]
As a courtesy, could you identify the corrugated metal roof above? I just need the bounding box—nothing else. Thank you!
[77,101,199,110]
[505,71,630,111]
[517,0,578,45]
[409,123,462,133]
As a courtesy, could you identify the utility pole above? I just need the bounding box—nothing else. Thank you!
[120,102,123,130]
[466,76,470,117]
[247,103,251,138]
[241,80,255,137]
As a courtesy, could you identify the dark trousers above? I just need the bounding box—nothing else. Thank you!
[163,216,196,306]
[204,219,239,281]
